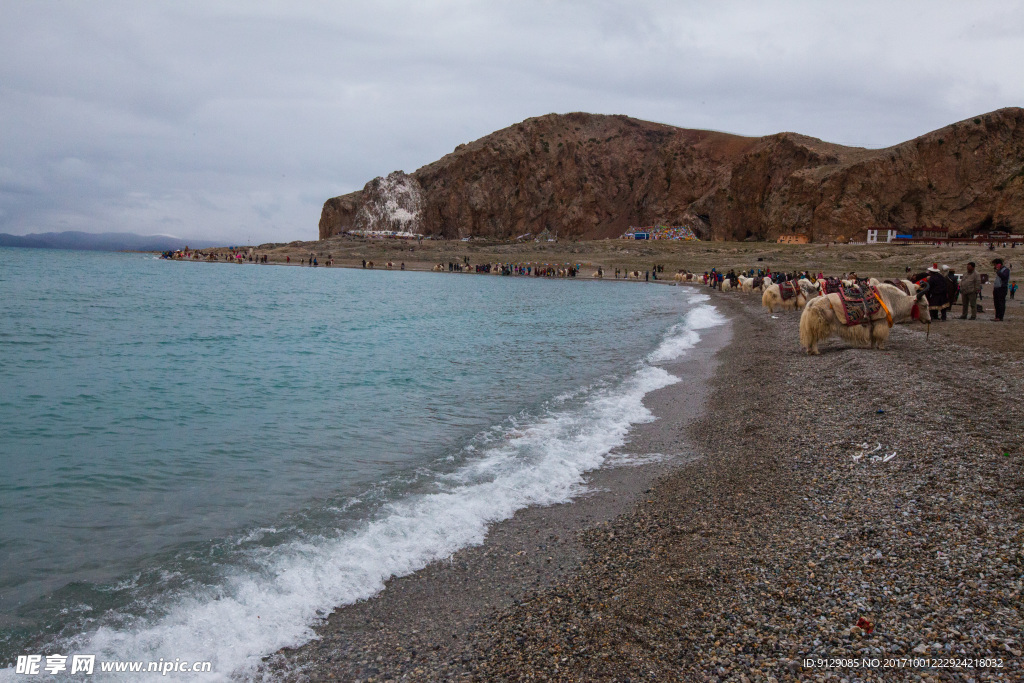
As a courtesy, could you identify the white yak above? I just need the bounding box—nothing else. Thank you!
[799,282,928,355]
[798,278,824,301]
[761,282,807,312]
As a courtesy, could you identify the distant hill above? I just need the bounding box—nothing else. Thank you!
[320,107,1024,243]
[0,231,222,252]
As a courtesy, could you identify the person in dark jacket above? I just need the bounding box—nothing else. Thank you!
[991,258,1010,321]
[941,265,959,307]
[925,266,949,321]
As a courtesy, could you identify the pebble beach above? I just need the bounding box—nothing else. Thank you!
[271,288,1023,682]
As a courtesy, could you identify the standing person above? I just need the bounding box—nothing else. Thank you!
[958,262,982,320]
[942,265,959,307]
[991,258,1010,321]
[925,266,949,321]
[1011,280,1018,300]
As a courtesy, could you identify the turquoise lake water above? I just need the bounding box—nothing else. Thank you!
[0,247,723,678]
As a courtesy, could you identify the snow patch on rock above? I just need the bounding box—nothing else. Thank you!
[356,171,424,234]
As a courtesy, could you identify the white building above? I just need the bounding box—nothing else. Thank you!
[866,228,899,244]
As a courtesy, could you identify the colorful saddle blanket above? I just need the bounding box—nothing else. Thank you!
[884,279,910,294]
[823,277,842,294]
[837,285,883,326]
[779,280,800,301]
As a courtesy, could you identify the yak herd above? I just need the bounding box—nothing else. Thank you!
[673,272,931,355]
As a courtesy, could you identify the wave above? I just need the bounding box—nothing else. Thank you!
[646,297,725,364]
[2,299,725,681]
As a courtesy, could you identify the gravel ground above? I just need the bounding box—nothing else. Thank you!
[917,295,1024,354]
[267,288,1022,682]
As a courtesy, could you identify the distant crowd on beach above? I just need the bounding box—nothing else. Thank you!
[432,259,582,277]
[159,246,1015,321]
[162,248,277,263]
[163,248,339,266]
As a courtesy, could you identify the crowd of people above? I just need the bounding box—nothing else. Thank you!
[437,259,583,277]
[163,247,1014,323]
[902,259,1011,322]
[699,259,1013,322]
[701,267,826,288]
[162,249,307,265]
[610,264,666,281]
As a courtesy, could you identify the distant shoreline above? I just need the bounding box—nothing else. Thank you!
[155,238,1020,289]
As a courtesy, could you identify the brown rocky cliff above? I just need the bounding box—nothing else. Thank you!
[319,108,1024,242]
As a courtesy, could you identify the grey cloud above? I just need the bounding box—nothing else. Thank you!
[1,1,1021,244]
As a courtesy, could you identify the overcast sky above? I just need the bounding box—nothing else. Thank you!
[1,1,1021,244]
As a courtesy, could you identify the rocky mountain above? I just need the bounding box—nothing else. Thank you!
[319,108,1024,242]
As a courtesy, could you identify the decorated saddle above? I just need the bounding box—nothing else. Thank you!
[835,284,888,327]
[778,280,800,301]
[823,277,842,294]
[884,278,910,294]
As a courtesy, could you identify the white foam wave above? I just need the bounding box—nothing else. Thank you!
[235,527,279,545]
[603,452,674,468]
[19,366,678,681]
[4,301,727,682]
[646,304,725,363]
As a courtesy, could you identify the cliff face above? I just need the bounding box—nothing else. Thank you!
[319,108,1024,242]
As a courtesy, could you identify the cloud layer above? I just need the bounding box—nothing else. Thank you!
[2,1,1021,244]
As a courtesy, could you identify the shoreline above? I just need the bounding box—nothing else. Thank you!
[156,240,1022,314]
[271,291,1022,681]
[155,238,1021,285]
[159,251,678,284]
[266,298,733,681]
